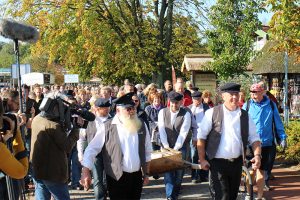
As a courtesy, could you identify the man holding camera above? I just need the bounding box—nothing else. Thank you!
[0,97,28,199]
[30,92,82,200]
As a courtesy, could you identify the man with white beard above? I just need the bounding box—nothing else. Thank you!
[80,92,152,200]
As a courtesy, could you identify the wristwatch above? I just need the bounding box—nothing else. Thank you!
[254,154,262,159]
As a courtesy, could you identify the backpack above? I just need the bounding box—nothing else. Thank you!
[245,99,281,145]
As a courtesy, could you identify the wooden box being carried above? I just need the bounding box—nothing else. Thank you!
[149,148,200,175]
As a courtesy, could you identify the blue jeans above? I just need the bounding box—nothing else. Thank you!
[69,146,81,186]
[33,179,70,200]
[92,153,106,200]
[164,146,187,199]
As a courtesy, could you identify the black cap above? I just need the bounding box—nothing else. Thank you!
[168,91,183,102]
[191,91,202,98]
[191,87,199,91]
[94,98,111,107]
[220,83,241,93]
[65,90,74,97]
[113,92,135,107]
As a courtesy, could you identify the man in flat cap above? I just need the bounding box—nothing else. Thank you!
[158,91,192,200]
[197,83,262,200]
[188,91,210,183]
[77,98,111,199]
[80,92,152,200]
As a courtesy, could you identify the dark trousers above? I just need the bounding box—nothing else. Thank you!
[261,145,276,185]
[106,171,143,200]
[209,156,243,200]
[92,153,106,200]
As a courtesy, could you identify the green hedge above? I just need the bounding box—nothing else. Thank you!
[277,121,300,163]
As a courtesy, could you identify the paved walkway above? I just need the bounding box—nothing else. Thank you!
[27,164,300,200]
[264,165,300,200]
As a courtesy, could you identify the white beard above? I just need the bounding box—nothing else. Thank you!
[120,114,142,134]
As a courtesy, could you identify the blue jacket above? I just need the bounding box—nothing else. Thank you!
[242,96,287,147]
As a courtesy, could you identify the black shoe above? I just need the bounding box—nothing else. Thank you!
[153,175,160,179]
[264,185,273,191]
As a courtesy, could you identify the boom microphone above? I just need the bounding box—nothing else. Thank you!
[0,19,39,43]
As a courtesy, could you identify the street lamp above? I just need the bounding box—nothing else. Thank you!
[283,51,289,125]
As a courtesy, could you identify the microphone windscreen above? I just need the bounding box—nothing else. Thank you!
[0,19,39,43]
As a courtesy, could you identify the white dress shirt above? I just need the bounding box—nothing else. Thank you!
[77,116,109,162]
[82,116,152,172]
[197,105,260,159]
[190,104,205,141]
[158,108,191,150]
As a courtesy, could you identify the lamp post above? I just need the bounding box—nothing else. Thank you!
[283,51,289,125]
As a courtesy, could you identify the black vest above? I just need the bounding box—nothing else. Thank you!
[206,105,249,160]
[102,119,147,180]
[163,108,189,148]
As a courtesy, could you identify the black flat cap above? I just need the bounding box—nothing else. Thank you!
[65,90,75,100]
[168,91,183,102]
[191,87,199,91]
[94,98,111,107]
[65,90,74,97]
[113,92,135,107]
[220,83,241,93]
[191,91,202,98]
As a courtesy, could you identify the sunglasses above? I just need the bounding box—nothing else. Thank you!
[250,91,259,93]
[133,100,139,103]
[124,107,135,112]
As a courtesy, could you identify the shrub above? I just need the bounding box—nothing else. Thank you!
[277,121,300,163]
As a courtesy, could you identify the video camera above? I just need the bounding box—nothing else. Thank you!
[68,103,95,129]
[39,92,95,132]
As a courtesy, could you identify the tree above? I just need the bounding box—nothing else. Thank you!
[267,0,300,62]
[206,0,264,80]
[0,42,30,68]
[7,0,208,85]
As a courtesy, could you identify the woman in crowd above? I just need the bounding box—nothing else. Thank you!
[144,92,165,150]
[132,94,149,130]
[202,90,214,108]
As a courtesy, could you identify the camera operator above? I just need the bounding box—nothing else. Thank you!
[0,97,29,199]
[30,91,87,200]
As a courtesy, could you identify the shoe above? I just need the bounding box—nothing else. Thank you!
[76,185,84,190]
[153,175,160,179]
[191,179,200,184]
[264,185,273,191]
[244,194,251,200]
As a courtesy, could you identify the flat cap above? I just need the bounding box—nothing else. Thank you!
[168,91,183,102]
[94,98,111,107]
[220,83,241,93]
[191,91,202,98]
[113,92,135,107]
[191,87,199,91]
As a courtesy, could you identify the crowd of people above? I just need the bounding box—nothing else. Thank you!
[0,77,287,200]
